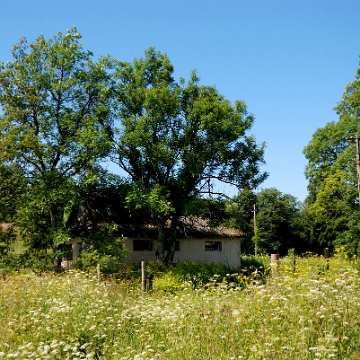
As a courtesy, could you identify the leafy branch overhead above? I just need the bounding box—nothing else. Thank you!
[112,53,267,195]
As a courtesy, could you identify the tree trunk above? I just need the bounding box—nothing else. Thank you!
[52,257,61,272]
[155,215,179,265]
[156,219,166,262]
[165,215,179,265]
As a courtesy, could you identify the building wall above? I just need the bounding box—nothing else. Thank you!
[70,236,241,269]
[125,237,241,268]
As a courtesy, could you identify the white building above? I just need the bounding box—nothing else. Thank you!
[126,236,241,268]
[68,218,244,269]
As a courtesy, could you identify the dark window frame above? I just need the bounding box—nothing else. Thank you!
[205,241,222,251]
[133,240,153,251]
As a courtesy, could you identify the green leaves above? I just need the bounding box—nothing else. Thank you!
[0,28,114,253]
[126,184,175,217]
[112,47,267,198]
[228,188,306,255]
[0,26,113,179]
[0,164,26,222]
[304,58,360,255]
[111,47,267,262]
[75,226,130,274]
[256,188,303,255]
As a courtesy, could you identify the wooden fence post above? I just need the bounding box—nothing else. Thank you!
[97,263,101,284]
[141,261,146,291]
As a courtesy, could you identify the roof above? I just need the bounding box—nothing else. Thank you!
[100,217,245,239]
[177,217,245,238]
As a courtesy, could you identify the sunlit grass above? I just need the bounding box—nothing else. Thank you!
[1,252,360,359]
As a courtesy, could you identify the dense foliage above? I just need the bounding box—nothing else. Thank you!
[0,27,114,264]
[227,188,308,256]
[111,47,267,263]
[0,28,267,266]
[304,59,360,256]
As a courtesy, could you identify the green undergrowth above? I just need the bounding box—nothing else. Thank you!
[104,257,267,292]
[1,253,360,359]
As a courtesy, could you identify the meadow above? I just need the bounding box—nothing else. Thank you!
[1,252,360,359]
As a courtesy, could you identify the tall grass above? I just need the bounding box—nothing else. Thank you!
[1,252,360,359]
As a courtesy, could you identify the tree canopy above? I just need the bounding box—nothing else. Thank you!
[0,29,267,266]
[0,27,114,255]
[255,188,305,255]
[111,48,267,263]
[228,188,306,256]
[303,59,360,255]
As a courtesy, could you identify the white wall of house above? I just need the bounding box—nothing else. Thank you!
[125,237,241,268]
[70,236,241,269]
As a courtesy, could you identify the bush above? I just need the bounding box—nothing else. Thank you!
[171,261,233,288]
[116,259,271,291]
[141,261,235,290]
[241,254,268,271]
[75,225,129,274]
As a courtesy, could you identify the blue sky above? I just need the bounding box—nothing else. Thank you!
[1,0,360,201]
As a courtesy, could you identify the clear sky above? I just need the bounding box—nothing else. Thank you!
[1,0,360,201]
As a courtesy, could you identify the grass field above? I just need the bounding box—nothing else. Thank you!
[1,252,360,359]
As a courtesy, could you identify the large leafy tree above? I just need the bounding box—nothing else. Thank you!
[111,47,267,264]
[0,28,113,256]
[304,59,360,255]
[255,188,305,256]
[225,188,257,254]
[228,188,306,256]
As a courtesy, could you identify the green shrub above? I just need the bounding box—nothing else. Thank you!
[239,254,270,284]
[169,261,231,288]
[0,250,55,274]
[75,226,129,274]
[153,273,184,292]
[115,259,271,291]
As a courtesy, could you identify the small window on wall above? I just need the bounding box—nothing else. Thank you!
[205,241,222,251]
[133,240,153,251]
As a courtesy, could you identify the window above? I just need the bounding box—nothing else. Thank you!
[133,240,153,251]
[205,241,222,251]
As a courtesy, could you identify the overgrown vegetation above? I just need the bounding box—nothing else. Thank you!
[1,253,359,359]
[75,226,130,275]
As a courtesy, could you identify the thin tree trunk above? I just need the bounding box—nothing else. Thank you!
[156,218,166,262]
[165,215,179,265]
